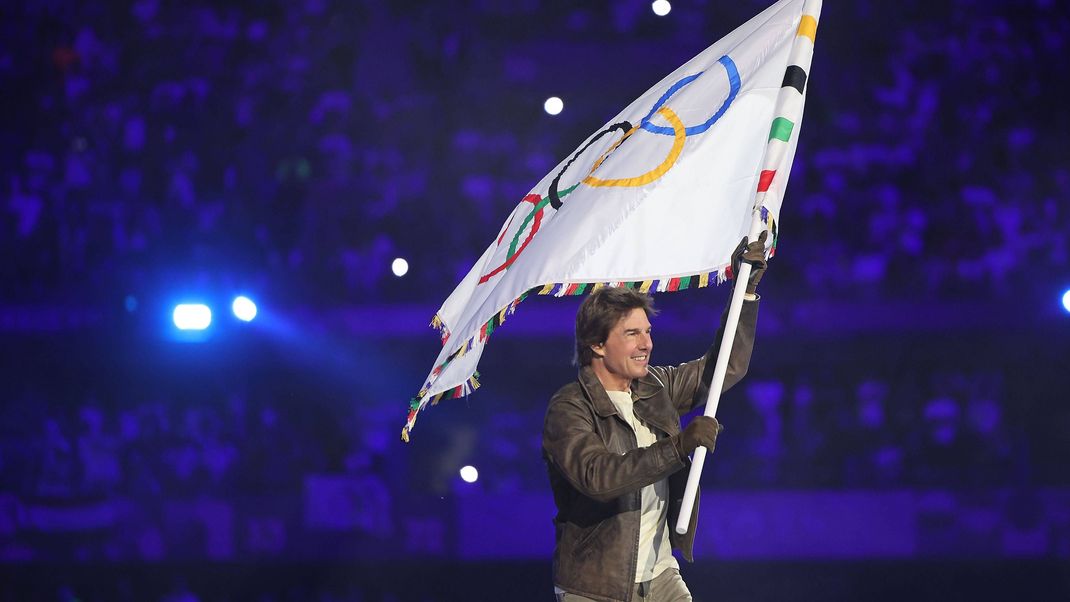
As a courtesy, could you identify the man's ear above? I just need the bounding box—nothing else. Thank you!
[590,343,606,359]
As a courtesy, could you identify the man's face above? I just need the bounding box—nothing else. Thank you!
[591,307,653,389]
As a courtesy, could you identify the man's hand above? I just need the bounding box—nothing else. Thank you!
[673,416,724,460]
[732,230,769,294]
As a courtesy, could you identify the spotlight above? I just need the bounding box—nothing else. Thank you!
[232,296,258,322]
[459,465,479,483]
[392,257,409,277]
[543,97,564,116]
[173,304,212,331]
[652,0,672,16]
[1062,289,1070,314]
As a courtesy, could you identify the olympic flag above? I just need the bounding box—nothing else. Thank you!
[404,0,821,441]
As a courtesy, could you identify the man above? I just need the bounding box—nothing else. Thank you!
[543,232,768,602]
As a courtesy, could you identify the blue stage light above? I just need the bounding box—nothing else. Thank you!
[232,296,258,322]
[173,304,212,330]
[1062,289,1070,314]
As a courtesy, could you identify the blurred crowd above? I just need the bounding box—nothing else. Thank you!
[0,381,399,561]
[2,0,1067,305]
[1,2,1068,600]
[1,352,1066,564]
[1,352,1058,502]
[474,367,1057,493]
[2,392,353,500]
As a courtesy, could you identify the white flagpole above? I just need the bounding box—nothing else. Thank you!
[676,0,821,536]
[673,214,763,535]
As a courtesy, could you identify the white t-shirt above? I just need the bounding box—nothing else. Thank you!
[606,388,680,583]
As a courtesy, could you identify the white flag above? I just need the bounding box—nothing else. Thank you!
[404,0,820,440]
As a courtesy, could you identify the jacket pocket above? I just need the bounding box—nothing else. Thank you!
[571,520,607,559]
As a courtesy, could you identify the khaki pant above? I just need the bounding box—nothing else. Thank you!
[555,568,692,602]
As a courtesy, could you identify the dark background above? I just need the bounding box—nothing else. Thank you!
[1,0,1069,600]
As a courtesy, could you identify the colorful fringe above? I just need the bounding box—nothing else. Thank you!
[406,240,783,442]
[430,313,449,343]
[760,206,780,258]
[404,267,739,442]
[530,268,732,299]
[402,371,481,443]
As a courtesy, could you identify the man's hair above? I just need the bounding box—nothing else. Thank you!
[574,286,658,367]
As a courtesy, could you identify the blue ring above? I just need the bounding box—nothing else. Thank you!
[639,55,741,137]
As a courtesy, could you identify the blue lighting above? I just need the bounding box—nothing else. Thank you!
[232,296,258,322]
[173,304,212,331]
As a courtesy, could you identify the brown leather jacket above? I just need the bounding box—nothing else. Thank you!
[542,300,758,602]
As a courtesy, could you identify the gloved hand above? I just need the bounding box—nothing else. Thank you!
[672,416,724,460]
[731,230,769,294]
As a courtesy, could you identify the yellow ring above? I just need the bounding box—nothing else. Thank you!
[582,106,686,188]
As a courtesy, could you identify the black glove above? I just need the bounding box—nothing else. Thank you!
[731,230,769,294]
[672,416,724,460]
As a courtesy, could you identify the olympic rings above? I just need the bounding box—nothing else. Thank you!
[546,54,739,199]
[476,54,740,285]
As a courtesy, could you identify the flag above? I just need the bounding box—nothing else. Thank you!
[404,0,821,440]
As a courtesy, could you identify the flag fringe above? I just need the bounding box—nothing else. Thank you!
[401,220,780,442]
[429,313,450,342]
[760,205,780,257]
[403,371,481,442]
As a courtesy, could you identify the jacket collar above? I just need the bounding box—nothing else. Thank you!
[578,365,620,418]
[577,365,666,416]
[633,371,663,401]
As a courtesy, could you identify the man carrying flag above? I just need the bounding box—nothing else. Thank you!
[544,234,767,602]
[404,0,820,597]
